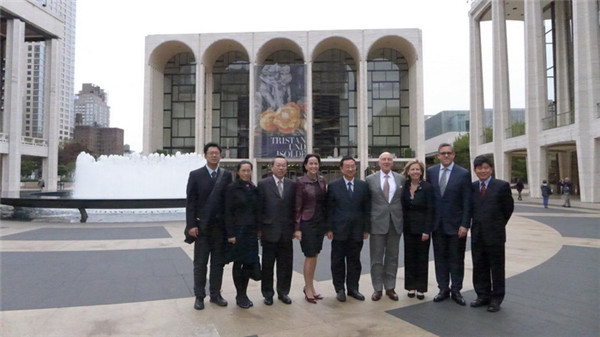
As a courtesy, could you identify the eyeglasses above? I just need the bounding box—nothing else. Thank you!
[438,152,454,156]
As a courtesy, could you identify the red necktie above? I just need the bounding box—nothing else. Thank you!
[480,182,487,197]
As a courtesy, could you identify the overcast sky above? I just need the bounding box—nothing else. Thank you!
[74,0,524,152]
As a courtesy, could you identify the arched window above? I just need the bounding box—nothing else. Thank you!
[312,49,357,158]
[163,52,195,154]
[367,48,411,158]
[211,51,250,158]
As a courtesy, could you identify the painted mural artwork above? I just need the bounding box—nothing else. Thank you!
[254,64,307,158]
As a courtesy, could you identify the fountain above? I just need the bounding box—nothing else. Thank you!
[1,152,207,222]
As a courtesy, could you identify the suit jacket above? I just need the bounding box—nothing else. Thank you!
[257,176,296,242]
[426,163,472,235]
[471,178,514,246]
[184,166,232,243]
[366,171,405,235]
[326,177,371,241]
[401,180,435,235]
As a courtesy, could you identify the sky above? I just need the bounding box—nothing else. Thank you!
[74,0,524,152]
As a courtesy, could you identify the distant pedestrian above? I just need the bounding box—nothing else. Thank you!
[540,180,552,208]
[37,179,45,191]
[561,177,572,208]
[515,179,524,201]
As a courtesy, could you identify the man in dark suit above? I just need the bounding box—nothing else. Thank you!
[426,143,472,305]
[327,156,371,302]
[257,156,296,306]
[185,142,232,310]
[470,155,514,312]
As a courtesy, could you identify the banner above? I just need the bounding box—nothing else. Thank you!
[254,64,307,158]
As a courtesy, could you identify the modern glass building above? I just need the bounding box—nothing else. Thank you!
[143,29,424,180]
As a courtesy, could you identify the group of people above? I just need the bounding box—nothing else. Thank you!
[184,142,514,313]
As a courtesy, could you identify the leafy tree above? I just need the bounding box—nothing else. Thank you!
[21,156,42,179]
[453,133,471,172]
[58,142,91,180]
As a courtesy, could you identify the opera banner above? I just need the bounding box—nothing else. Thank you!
[254,64,307,158]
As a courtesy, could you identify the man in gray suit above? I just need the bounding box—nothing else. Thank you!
[366,152,405,301]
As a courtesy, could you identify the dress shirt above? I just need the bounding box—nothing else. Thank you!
[439,162,455,186]
[380,171,396,203]
[480,176,492,192]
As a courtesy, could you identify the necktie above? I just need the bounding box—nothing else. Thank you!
[211,171,217,179]
[480,181,487,197]
[439,168,448,196]
[277,179,284,197]
[383,175,390,202]
[347,181,353,196]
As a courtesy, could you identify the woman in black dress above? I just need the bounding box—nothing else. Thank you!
[294,154,327,303]
[401,159,434,300]
[225,160,260,309]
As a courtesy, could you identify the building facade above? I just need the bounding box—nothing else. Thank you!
[469,0,599,202]
[75,83,110,127]
[1,0,64,193]
[143,29,424,180]
[74,125,124,156]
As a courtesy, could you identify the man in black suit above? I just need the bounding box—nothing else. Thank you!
[185,142,232,310]
[326,156,371,302]
[257,156,296,306]
[426,143,472,305]
[470,155,514,312]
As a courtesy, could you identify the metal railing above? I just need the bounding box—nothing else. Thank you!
[505,122,526,138]
[21,136,48,147]
[542,111,574,130]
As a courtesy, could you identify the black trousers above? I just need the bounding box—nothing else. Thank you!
[472,242,505,304]
[331,239,363,292]
[232,262,251,300]
[261,239,293,298]
[404,232,431,292]
[432,231,466,292]
[193,226,226,299]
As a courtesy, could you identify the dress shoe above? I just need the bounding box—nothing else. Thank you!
[451,291,466,306]
[303,288,317,304]
[348,290,365,301]
[336,290,347,302]
[417,292,425,300]
[263,296,273,305]
[407,291,416,298]
[314,293,324,300]
[236,297,252,309]
[278,294,292,304]
[433,291,450,302]
[470,298,491,308]
[210,295,228,307]
[487,302,501,312]
[194,297,204,310]
[385,289,399,301]
[371,291,383,301]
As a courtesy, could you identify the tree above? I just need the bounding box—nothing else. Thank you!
[453,133,471,173]
[58,142,91,180]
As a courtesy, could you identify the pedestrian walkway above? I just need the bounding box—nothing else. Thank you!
[1,201,598,336]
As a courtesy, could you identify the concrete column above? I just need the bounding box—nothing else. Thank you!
[491,0,510,180]
[143,64,164,154]
[305,61,313,154]
[572,0,600,202]
[411,33,425,165]
[524,0,547,198]
[2,19,26,192]
[357,59,368,179]
[196,63,205,152]
[469,12,484,173]
[42,38,60,191]
[553,1,572,116]
[556,151,570,182]
[204,71,213,146]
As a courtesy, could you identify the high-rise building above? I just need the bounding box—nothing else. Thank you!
[74,83,110,127]
[26,0,76,141]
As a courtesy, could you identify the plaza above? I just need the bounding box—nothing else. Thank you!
[1,197,598,336]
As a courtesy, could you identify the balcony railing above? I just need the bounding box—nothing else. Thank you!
[0,133,8,143]
[22,136,48,147]
[542,111,574,130]
[480,127,493,144]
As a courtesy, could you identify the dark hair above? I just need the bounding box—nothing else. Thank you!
[542,180,547,184]
[302,154,321,173]
[203,142,222,155]
[473,155,493,169]
[339,156,356,168]
[438,143,454,152]
[272,155,287,166]
[402,159,425,180]
[235,160,253,180]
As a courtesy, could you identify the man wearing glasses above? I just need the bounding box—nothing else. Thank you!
[426,143,472,306]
